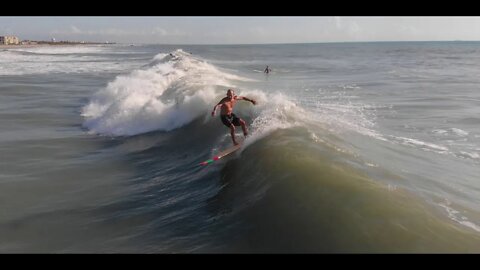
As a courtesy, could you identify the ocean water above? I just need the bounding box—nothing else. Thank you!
[1,42,480,253]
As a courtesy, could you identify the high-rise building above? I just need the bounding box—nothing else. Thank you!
[0,36,20,45]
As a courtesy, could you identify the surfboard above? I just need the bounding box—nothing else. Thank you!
[200,140,243,166]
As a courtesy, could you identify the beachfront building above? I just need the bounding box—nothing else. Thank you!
[20,40,38,45]
[0,36,20,45]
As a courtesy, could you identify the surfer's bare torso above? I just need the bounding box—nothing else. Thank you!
[218,96,238,116]
[211,89,256,145]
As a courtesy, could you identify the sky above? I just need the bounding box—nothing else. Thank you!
[1,17,480,44]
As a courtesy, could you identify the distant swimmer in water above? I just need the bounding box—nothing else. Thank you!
[264,65,271,74]
[211,89,256,146]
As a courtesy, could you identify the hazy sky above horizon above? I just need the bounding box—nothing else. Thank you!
[2,17,480,44]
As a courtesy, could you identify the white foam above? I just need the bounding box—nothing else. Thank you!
[10,45,108,55]
[388,135,449,153]
[458,151,480,160]
[0,46,138,75]
[365,162,379,167]
[451,128,469,137]
[309,101,381,139]
[387,184,397,191]
[242,91,305,149]
[438,201,480,233]
[309,132,322,143]
[432,129,448,135]
[432,128,469,137]
[339,84,361,90]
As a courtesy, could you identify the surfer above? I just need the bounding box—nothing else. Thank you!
[211,89,256,146]
[264,65,271,74]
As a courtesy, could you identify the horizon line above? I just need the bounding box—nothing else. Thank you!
[116,40,480,46]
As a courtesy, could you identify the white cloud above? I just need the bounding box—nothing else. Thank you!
[334,17,342,29]
[347,21,361,38]
[399,24,420,37]
[250,27,266,35]
[16,17,480,44]
[47,25,192,43]
[331,17,364,41]
[151,27,167,36]
[51,26,183,37]
[70,26,82,34]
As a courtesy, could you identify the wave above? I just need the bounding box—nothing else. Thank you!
[203,128,480,252]
[79,48,480,251]
[82,50,301,139]
[6,45,110,55]
[432,127,469,137]
[0,46,137,75]
[82,50,251,136]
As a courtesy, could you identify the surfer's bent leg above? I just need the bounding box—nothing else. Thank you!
[239,119,248,137]
[230,124,238,145]
[231,113,247,137]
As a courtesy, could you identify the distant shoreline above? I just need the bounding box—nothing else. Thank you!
[0,43,112,49]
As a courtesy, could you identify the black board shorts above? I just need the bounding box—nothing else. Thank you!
[220,113,241,127]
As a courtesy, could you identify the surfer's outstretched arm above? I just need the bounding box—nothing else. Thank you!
[237,96,257,105]
[211,103,222,116]
[211,100,225,116]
